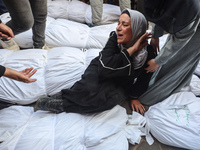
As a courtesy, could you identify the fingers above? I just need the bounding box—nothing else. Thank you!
[25,67,34,74]
[145,66,155,73]
[0,33,11,40]
[21,67,37,77]
[28,69,37,77]
[141,32,152,41]
[131,100,146,115]
[132,105,145,115]
[131,104,135,112]
[140,105,146,116]
[26,78,37,83]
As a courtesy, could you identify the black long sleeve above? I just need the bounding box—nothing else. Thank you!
[98,31,156,100]
[0,65,5,77]
[98,31,134,79]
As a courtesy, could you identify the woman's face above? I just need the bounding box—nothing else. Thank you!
[116,13,132,44]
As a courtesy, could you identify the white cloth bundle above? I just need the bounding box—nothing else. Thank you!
[0,47,101,104]
[145,92,200,150]
[48,0,89,23]
[45,19,117,49]
[0,105,129,150]
[68,0,89,23]
[85,4,121,25]
[125,111,147,145]
[0,49,47,104]
[45,19,90,48]
[47,1,71,20]
[86,23,117,49]
[45,47,86,95]
[47,1,120,25]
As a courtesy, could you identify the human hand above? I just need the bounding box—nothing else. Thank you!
[150,37,159,53]
[130,99,145,115]
[0,22,14,40]
[145,59,160,73]
[4,67,37,83]
[127,32,152,56]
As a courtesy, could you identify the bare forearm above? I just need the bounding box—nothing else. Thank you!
[3,67,37,83]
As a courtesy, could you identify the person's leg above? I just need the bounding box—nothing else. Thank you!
[2,0,34,35]
[29,0,47,48]
[0,0,33,50]
[89,0,103,26]
[119,0,131,12]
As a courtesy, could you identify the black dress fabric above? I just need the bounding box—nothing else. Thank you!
[62,32,156,113]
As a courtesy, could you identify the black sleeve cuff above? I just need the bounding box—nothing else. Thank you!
[0,65,6,77]
[0,20,2,24]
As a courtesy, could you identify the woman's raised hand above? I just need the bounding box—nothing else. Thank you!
[127,32,152,56]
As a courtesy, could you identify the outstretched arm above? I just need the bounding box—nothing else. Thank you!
[3,67,37,83]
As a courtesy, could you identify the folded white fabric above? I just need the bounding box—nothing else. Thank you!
[145,92,200,150]
[0,105,129,150]
[125,111,147,145]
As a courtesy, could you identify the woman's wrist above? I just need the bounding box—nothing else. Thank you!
[127,46,137,56]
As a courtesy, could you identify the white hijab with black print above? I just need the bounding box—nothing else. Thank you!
[118,9,148,69]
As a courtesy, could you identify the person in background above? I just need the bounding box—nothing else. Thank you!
[0,0,48,50]
[138,0,200,105]
[107,0,113,4]
[89,0,131,26]
[36,9,156,115]
[0,0,7,15]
